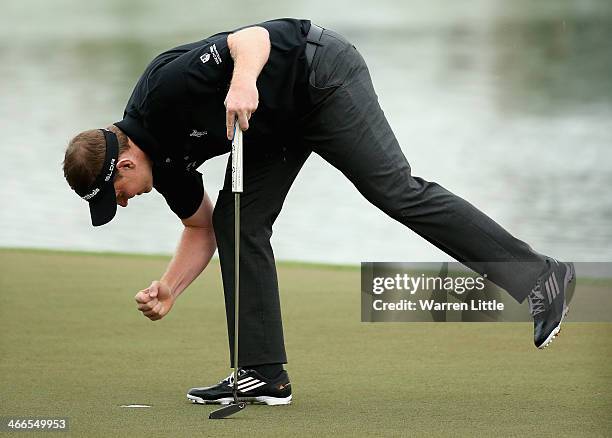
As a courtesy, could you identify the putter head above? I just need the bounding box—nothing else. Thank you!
[208,401,246,419]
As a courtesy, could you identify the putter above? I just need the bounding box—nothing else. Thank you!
[209,121,246,420]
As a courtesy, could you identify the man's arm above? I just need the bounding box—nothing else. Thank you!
[134,191,216,321]
[225,26,271,139]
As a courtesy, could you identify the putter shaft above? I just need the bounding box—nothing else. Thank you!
[209,122,244,420]
[233,192,240,402]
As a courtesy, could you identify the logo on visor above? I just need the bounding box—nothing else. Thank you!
[200,53,211,64]
[104,158,116,182]
[82,188,100,201]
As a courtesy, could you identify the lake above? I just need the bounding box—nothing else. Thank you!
[1,0,611,264]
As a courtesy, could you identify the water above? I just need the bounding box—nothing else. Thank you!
[1,0,611,264]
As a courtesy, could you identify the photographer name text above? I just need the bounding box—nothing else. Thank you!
[372,299,504,311]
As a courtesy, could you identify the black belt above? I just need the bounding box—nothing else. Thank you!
[305,23,324,67]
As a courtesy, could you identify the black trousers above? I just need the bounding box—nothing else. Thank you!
[212,28,547,367]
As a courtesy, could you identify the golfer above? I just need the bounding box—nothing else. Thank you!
[62,18,574,406]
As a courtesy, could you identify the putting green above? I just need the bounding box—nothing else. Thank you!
[1,249,610,437]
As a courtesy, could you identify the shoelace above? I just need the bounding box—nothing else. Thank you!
[220,369,247,386]
[528,282,546,316]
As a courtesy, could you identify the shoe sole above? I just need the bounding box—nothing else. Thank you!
[187,394,292,406]
[537,262,575,349]
[536,305,569,349]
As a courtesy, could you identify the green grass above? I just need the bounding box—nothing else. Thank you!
[1,249,611,437]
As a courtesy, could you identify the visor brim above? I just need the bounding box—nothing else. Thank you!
[88,185,118,227]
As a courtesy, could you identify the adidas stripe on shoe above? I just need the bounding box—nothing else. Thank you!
[528,259,576,349]
[187,368,292,406]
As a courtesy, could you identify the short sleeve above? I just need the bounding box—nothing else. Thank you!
[256,19,309,49]
[153,166,204,219]
[154,34,234,103]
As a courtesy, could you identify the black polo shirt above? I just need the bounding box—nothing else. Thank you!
[115,18,311,219]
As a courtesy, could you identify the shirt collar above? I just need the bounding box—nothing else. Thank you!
[114,114,162,162]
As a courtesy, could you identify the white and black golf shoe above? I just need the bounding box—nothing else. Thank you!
[187,368,292,406]
[528,259,576,349]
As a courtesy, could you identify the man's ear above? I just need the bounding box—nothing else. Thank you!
[116,157,135,171]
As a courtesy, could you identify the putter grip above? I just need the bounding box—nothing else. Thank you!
[231,124,243,193]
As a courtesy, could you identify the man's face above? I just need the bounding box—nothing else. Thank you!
[113,157,153,207]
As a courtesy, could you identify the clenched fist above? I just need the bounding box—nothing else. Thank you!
[134,280,174,321]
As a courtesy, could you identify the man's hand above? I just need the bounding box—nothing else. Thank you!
[225,26,270,139]
[225,77,258,139]
[134,280,174,321]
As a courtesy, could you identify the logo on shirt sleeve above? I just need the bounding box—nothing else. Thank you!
[210,44,222,64]
[200,44,222,65]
